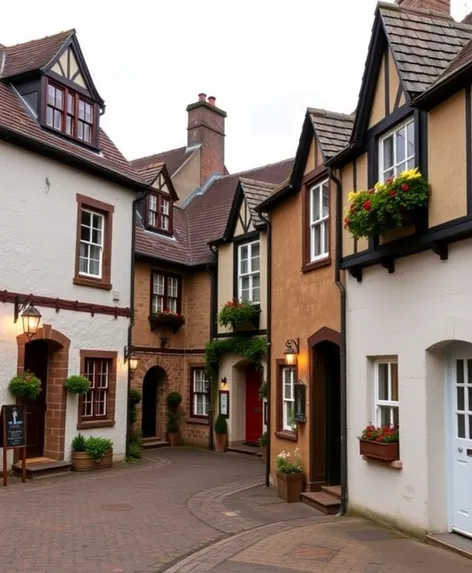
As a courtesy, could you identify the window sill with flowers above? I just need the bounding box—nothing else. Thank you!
[344,168,430,240]
[359,424,402,470]
[218,299,260,332]
[148,310,186,333]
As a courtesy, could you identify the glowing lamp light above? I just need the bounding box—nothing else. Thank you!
[284,338,299,367]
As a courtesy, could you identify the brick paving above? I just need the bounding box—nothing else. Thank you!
[2,448,472,573]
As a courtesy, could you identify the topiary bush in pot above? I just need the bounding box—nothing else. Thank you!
[214,414,228,453]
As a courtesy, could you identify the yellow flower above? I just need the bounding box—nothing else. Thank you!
[374,182,385,192]
[347,190,359,202]
[400,167,421,180]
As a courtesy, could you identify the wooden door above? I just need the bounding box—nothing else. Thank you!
[245,367,262,444]
[142,373,158,438]
[23,340,49,458]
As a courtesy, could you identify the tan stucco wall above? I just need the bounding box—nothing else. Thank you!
[306,139,315,173]
[51,49,86,89]
[388,51,401,112]
[315,138,324,168]
[428,89,467,227]
[369,52,386,128]
[270,186,340,484]
[172,148,201,205]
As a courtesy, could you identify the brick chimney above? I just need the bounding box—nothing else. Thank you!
[187,93,226,185]
[395,0,450,14]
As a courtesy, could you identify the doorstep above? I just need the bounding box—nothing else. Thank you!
[12,458,72,479]
[141,437,170,449]
[426,532,472,561]
[227,443,261,457]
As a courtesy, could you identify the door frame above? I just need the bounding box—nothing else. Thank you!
[142,372,159,438]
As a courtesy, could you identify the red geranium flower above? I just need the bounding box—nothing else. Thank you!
[389,190,396,198]
[401,184,409,191]
[363,200,372,210]
[386,177,393,184]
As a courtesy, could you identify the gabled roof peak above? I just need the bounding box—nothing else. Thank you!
[2,29,75,49]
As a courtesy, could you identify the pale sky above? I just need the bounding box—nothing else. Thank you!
[1,0,470,172]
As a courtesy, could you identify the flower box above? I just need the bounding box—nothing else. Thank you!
[276,471,305,502]
[149,313,185,334]
[359,439,399,462]
[218,300,260,332]
[233,308,261,332]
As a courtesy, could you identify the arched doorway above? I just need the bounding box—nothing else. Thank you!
[309,328,341,489]
[142,366,166,438]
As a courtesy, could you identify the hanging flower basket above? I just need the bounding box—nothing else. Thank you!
[149,311,185,333]
[64,375,91,395]
[218,299,260,331]
[8,371,42,400]
[358,424,399,462]
[344,168,430,240]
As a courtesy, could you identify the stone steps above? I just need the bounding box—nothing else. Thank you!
[301,485,341,515]
[13,458,72,479]
[141,437,170,449]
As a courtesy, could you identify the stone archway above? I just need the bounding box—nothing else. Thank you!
[17,324,70,460]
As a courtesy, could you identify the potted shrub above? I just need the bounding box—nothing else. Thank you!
[359,424,399,462]
[128,389,142,429]
[9,370,42,399]
[214,414,227,453]
[258,431,268,463]
[344,168,430,239]
[218,299,260,331]
[276,448,305,502]
[71,434,113,471]
[64,375,90,395]
[166,391,182,447]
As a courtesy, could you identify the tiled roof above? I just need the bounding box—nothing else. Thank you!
[131,145,199,177]
[308,109,354,159]
[427,36,472,88]
[239,178,278,226]
[379,2,472,96]
[136,161,164,185]
[135,158,294,266]
[0,30,74,78]
[0,82,148,187]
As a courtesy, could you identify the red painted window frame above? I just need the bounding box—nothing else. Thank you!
[150,270,182,315]
[190,367,210,419]
[145,193,173,234]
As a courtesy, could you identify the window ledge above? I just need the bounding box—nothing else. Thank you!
[302,256,331,273]
[275,430,298,442]
[73,276,112,290]
[362,455,402,470]
[186,417,209,426]
[77,419,115,430]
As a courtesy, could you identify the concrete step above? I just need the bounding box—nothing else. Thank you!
[142,440,170,449]
[321,484,341,499]
[227,444,261,457]
[13,459,72,480]
[426,532,472,561]
[301,491,340,515]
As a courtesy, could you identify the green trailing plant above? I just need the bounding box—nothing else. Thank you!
[83,436,113,463]
[205,336,266,385]
[344,168,430,239]
[128,429,142,460]
[64,375,90,395]
[129,389,142,426]
[71,433,86,452]
[215,414,228,435]
[259,381,268,400]
[218,299,260,329]
[8,370,42,399]
[167,391,182,410]
[258,431,268,447]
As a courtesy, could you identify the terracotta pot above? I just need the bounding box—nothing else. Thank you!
[276,471,305,503]
[71,449,113,472]
[359,439,399,462]
[168,432,179,447]
[214,433,227,453]
[260,444,267,464]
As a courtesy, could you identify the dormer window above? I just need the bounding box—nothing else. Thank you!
[146,193,172,234]
[45,80,96,146]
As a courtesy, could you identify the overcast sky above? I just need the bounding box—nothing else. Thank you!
[1,0,470,172]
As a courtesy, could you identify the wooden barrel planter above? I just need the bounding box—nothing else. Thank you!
[71,449,113,471]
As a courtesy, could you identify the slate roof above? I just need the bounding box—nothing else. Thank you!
[136,158,294,266]
[379,2,472,96]
[131,145,199,177]
[0,30,73,78]
[239,178,279,226]
[308,109,354,160]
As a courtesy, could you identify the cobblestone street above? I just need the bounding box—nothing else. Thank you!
[1,448,471,573]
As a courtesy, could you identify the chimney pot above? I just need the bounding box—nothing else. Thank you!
[198,93,207,102]
[208,96,216,106]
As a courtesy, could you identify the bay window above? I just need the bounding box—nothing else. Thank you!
[146,194,172,233]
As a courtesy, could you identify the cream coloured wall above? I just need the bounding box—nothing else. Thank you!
[369,53,386,128]
[172,148,201,205]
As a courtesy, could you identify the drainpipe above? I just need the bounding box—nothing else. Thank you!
[207,245,218,451]
[126,189,151,458]
[258,212,271,488]
[329,166,348,516]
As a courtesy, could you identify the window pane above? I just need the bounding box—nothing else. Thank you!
[83,124,91,143]
[313,224,321,257]
[457,360,464,384]
[468,360,472,384]
[240,258,248,274]
[167,298,177,313]
[251,242,260,259]
[46,106,53,127]
[240,245,248,261]
[53,110,62,130]
[77,121,84,140]
[458,387,465,411]
[322,182,329,217]
[311,187,320,222]
[48,85,55,105]
[391,363,398,401]
[407,121,415,157]
[323,222,329,255]
[378,363,389,400]
[67,94,74,114]
[380,406,390,426]
[92,228,102,246]
[252,287,260,303]
[78,100,85,120]
[458,413,466,438]
[468,387,472,411]
[383,135,394,170]
[240,276,250,292]
[396,127,406,164]
[392,407,399,427]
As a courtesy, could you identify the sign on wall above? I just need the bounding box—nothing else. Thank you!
[0,404,27,486]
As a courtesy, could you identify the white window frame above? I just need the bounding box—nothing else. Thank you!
[282,367,295,431]
[192,369,209,418]
[238,240,260,304]
[374,359,399,427]
[309,179,329,262]
[79,208,104,279]
[378,118,415,183]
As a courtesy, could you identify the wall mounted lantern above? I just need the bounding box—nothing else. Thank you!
[14,298,42,340]
[284,338,299,367]
[124,345,138,372]
[220,377,227,386]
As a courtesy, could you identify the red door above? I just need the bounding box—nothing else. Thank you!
[245,367,263,444]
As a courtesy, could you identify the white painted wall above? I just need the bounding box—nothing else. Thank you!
[347,238,472,534]
[0,141,134,464]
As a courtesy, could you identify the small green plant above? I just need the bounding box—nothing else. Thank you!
[167,412,180,434]
[8,371,42,399]
[64,375,90,395]
[276,448,304,474]
[215,414,228,435]
[167,391,182,409]
[258,431,268,447]
[84,436,113,463]
[129,389,142,406]
[71,433,86,452]
[218,299,260,329]
[259,381,268,400]
[127,441,142,459]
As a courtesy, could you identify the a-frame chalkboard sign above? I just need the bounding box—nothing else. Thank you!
[0,404,26,486]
